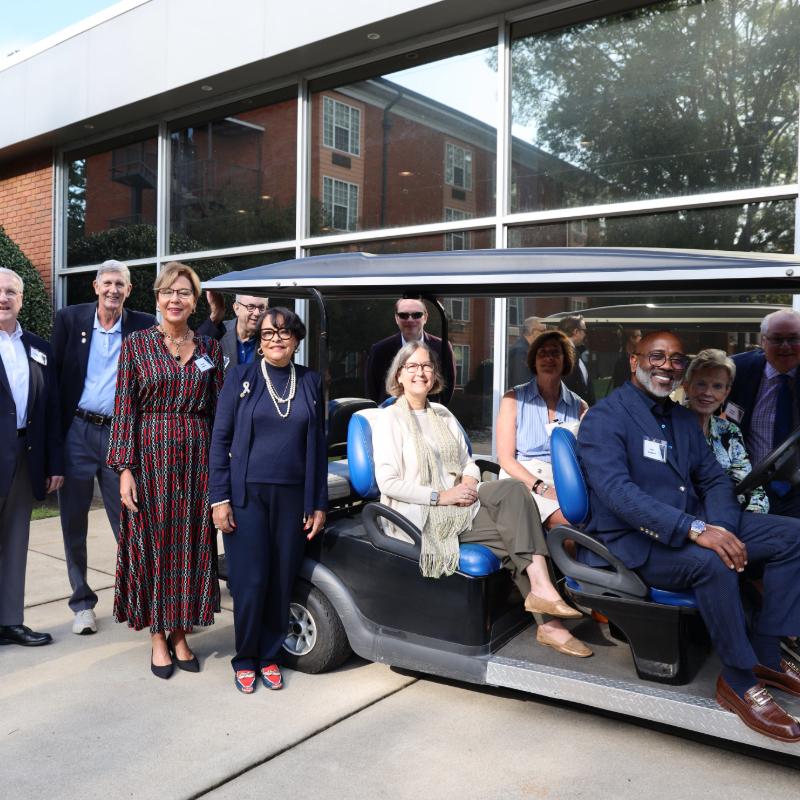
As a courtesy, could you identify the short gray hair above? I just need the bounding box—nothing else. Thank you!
[522,316,541,336]
[686,348,736,385]
[760,308,800,336]
[96,259,131,284]
[0,267,24,292]
[385,340,444,398]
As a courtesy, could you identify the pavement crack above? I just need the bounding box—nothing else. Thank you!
[189,676,419,799]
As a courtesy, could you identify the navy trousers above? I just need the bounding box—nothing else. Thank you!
[226,482,306,671]
[637,511,800,671]
[58,418,121,612]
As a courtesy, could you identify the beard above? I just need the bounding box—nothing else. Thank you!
[635,364,681,398]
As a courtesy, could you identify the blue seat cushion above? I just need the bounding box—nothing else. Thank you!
[458,543,502,576]
[347,412,380,499]
[550,427,589,526]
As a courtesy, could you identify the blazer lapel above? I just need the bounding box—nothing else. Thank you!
[76,305,97,385]
[22,333,43,423]
[0,348,11,400]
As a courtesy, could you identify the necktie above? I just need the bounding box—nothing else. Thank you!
[771,373,792,496]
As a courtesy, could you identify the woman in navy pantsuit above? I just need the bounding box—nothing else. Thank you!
[209,306,327,694]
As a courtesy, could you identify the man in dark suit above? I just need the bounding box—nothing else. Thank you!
[197,291,265,374]
[52,260,154,635]
[728,309,800,517]
[365,298,456,404]
[559,314,596,406]
[579,330,800,742]
[0,268,63,646]
[507,315,546,388]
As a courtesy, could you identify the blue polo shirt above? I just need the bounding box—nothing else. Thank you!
[78,312,122,416]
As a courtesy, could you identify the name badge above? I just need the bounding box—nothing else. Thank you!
[643,437,668,462]
[194,355,214,372]
[725,401,744,424]
[223,355,231,369]
[30,347,47,366]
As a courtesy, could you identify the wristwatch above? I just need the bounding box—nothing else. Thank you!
[688,519,706,542]
[430,490,439,506]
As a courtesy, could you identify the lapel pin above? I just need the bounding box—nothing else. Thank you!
[239,381,251,398]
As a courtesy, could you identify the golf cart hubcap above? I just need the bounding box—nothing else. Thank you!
[284,602,317,655]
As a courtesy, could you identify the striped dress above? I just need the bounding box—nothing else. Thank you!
[108,326,224,633]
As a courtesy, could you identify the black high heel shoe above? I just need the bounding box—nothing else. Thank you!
[151,648,174,679]
[167,635,200,673]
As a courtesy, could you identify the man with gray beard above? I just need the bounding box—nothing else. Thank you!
[578,331,800,743]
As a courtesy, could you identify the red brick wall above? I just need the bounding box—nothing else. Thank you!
[0,149,54,293]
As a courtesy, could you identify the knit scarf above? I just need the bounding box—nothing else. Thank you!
[398,395,472,578]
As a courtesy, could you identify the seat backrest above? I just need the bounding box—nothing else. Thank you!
[347,408,383,498]
[550,426,589,526]
[328,398,377,456]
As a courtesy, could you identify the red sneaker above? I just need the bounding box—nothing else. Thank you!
[234,669,256,694]
[260,664,283,690]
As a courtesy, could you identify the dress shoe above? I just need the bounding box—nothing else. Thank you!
[260,664,283,690]
[235,670,257,694]
[525,592,583,619]
[150,649,174,680]
[167,635,200,673]
[536,626,592,658]
[754,659,800,697]
[72,609,97,635]
[715,675,800,743]
[0,624,53,647]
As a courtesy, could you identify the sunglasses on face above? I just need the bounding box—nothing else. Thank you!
[396,311,424,320]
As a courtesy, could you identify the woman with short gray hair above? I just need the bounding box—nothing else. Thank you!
[683,348,768,513]
[373,341,592,658]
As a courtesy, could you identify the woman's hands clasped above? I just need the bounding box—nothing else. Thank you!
[437,479,479,507]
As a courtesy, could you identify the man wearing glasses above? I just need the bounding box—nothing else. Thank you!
[52,260,154,635]
[728,309,800,517]
[578,330,800,742]
[364,298,455,404]
[199,291,267,373]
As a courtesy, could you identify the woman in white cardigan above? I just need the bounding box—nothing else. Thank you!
[372,341,592,658]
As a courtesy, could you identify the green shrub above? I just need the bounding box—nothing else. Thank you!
[0,225,52,338]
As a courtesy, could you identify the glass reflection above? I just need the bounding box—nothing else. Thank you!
[310,43,498,235]
[511,0,800,212]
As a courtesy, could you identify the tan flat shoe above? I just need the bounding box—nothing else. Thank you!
[536,626,593,658]
[524,592,583,619]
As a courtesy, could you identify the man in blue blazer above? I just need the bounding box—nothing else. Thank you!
[728,309,800,517]
[0,268,63,647]
[579,330,800,742]
[197,291,265,375]
[365,298,455,404]
[52,260,154,635]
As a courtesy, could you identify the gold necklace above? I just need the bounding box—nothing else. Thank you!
[159,326,192,361]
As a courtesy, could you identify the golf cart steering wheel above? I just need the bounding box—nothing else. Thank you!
[735,425,800,495]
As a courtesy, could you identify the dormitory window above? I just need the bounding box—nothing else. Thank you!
[323,96,361,156]
[444,207,472,250]
[445,143,473,190]
[323,176,359,231]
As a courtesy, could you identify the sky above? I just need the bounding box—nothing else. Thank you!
[1,0,123,59]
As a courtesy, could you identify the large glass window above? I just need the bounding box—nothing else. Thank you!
[169,94,297,251]
[67,133,158,267]
[508,200,796,252]
[64,264,157,314]
[510,0,800,213]
[310,36,498,236]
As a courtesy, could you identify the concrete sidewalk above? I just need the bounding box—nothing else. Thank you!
[2,511,798,800]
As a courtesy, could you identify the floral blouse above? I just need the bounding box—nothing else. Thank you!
[706,415,769,514]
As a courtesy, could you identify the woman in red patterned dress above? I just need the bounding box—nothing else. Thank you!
[108,262,224,679]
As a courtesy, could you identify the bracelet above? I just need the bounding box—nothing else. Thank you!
[537,482,549,496]
[210,500,231,508]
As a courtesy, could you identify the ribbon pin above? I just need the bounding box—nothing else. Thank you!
[239,381,251,398]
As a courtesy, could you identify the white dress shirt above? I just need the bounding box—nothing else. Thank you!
[0,322,30,428]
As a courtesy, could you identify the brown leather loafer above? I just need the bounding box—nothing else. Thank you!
[715,675,800,742]
[536,626,592,658]
[525,592,583,619]
[754,659,800,698]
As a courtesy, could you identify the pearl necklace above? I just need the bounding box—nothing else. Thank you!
[159,326,192,361]
[261,359,296,418]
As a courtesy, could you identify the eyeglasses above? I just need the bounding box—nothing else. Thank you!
[635,350,690,371]
[260,327,293,341]
[0,288,20,299]
[397,311,424,320]
[236,302,267,314]
[403,362,434,374]
[764,336,800,347]
[157,288,193,299]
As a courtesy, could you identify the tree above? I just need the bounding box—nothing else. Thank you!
[0,225,52,338]
[507,0,800,250]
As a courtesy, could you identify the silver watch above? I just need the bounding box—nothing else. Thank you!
[430,490,439,506]
[689,519,706,542]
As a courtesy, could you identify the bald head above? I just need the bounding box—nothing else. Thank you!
[631,330,689,399]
